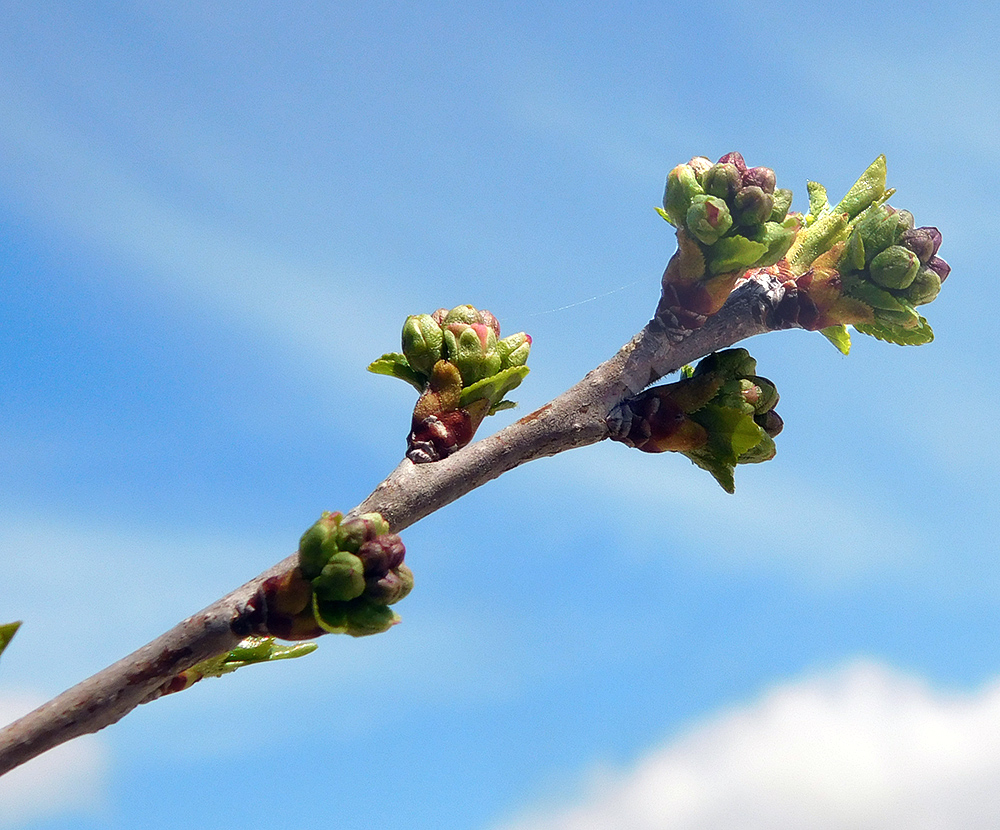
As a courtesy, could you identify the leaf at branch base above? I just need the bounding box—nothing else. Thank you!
[367,353,425,391]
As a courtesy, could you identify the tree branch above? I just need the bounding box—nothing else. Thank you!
[0,272,787,777]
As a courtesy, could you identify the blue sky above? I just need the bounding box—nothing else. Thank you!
[2,1,999,827]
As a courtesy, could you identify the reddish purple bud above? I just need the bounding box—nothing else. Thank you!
[743,166,776,194]
[899,227,940,264]
[717,151,747,176]
[756,409,784,437]
[357,535,406,578]
[927,255,951,283]
[479,309,502,337]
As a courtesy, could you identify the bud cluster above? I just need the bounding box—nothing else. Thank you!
[608,348,782,493]
[657,152,798,327]
[369,305,531,462]
[775,155,950,350]
[258,511,414,639]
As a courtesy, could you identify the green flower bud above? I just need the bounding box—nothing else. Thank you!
[703,162,741,200]
[663,163,705,226]
[443,305,483,325]
[443,322,501,385]
[686,195,733,245]
[497,332,532,369]
[687,156,713,181]
[733,186,774,227]
[343,598,399,637]
[906,267,942,306]
[401,314,444,377]
[312,551,366,602]
[869,245,920,290]
[299,511,343,580]
[858,207,914,261]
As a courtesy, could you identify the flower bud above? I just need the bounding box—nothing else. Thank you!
[357,534,406,577]
[687,156,713,180]
[443,323,501,385]
[364,564,415,605]
[906,268,942,306]
[732,186,774,227]
[756,409,784,437]
[343,598,399,637]
[744,375,779,414]
[336,513,389,553]
[702,163,741,200]
[479,309,502,337]
[898,227,939,264]
[717,151,748,176]
[869,245,920,290]
[299,511,342,580]
[743,166,776,194]
[443,305,483,325]
[686,195,733,244]
[663,163,705,226]
[693,347,757,379]
[497,331,532,369]
[927,255,950,283]
[312,550,366,602]
[401,314,444,377]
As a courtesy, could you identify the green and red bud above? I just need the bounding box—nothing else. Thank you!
[372,304,531,462]
[497,331,532,369]
[293,509,413,638]
[443,322,502,385]
[658,153,791,326]
[686,195,733,244]
[609,349,782,492]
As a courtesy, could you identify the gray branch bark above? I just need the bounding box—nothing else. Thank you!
[0,272,787,777]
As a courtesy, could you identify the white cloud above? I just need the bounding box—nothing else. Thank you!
[496,661,1000,830]
[0,691,109,827]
